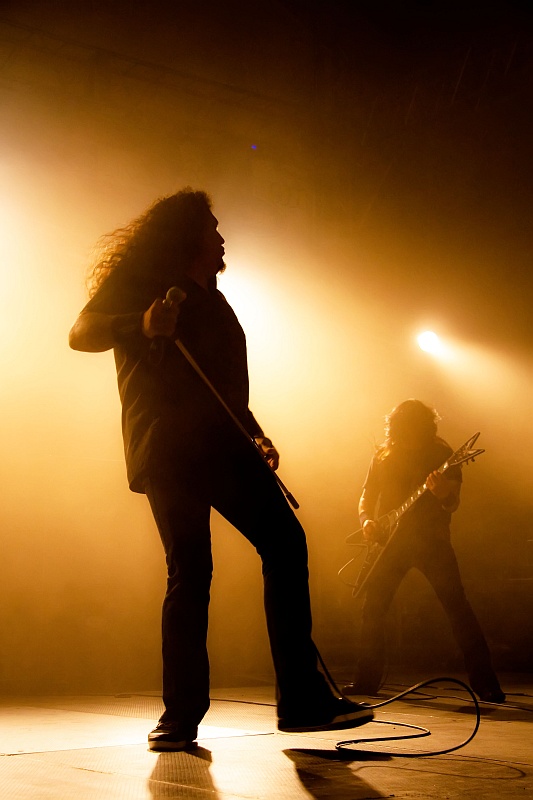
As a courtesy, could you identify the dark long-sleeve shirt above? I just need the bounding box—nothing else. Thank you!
[83,271,263,492]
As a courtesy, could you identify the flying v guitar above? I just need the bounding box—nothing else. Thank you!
[340,433,485,600]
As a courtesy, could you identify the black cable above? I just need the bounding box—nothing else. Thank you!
[335,677,481,757]
[313,643,481,756]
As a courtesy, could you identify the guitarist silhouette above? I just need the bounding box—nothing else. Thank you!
[342,399,505,704]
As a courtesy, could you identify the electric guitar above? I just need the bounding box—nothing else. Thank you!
[342,433,485,599]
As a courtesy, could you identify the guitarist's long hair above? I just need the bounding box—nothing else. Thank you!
[378,399,442,461]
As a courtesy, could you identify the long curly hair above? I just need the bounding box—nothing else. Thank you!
[87,188,213,297]
[377,399,441,459]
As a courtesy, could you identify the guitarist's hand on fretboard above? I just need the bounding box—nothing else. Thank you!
[426,470,460,502]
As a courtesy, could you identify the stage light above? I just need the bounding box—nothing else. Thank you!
[417,330,446,357]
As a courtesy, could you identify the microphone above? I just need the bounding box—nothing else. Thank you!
[165,286,187,307]
[149,287,187,363]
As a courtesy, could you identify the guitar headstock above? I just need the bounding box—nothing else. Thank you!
[448,432,485,468]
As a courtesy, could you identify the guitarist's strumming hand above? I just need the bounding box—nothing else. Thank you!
[362,519,380,543]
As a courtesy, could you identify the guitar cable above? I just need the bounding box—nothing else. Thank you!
[314,645,481,758]
[335,677,480,757]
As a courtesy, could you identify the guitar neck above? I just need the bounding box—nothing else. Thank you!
[392,459,451,522]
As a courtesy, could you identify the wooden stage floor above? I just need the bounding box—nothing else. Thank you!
[1,674,531,799]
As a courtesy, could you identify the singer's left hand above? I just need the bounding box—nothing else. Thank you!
[254,437,280,470]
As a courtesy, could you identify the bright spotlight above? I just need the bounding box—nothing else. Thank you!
[417,330,444,355]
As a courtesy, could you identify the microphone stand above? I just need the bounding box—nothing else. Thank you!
[172,335,299,510]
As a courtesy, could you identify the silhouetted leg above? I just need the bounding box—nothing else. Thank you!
[211,442,333,718]
[417,537,502,696]
[355,531,412,692]
[145,474,212,737]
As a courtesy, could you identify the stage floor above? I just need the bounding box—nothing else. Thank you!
[1,674,531,799]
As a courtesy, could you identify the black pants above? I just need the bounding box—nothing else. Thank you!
[357,528,501,696]
[145,433,332,738]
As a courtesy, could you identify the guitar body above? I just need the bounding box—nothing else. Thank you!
[350,512,397,595]
[352,540,383,594]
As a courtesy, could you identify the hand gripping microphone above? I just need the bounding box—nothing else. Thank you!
[165,286,187,307]
[149,287,187,363]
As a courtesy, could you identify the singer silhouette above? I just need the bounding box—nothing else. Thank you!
[68,188,373,752]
